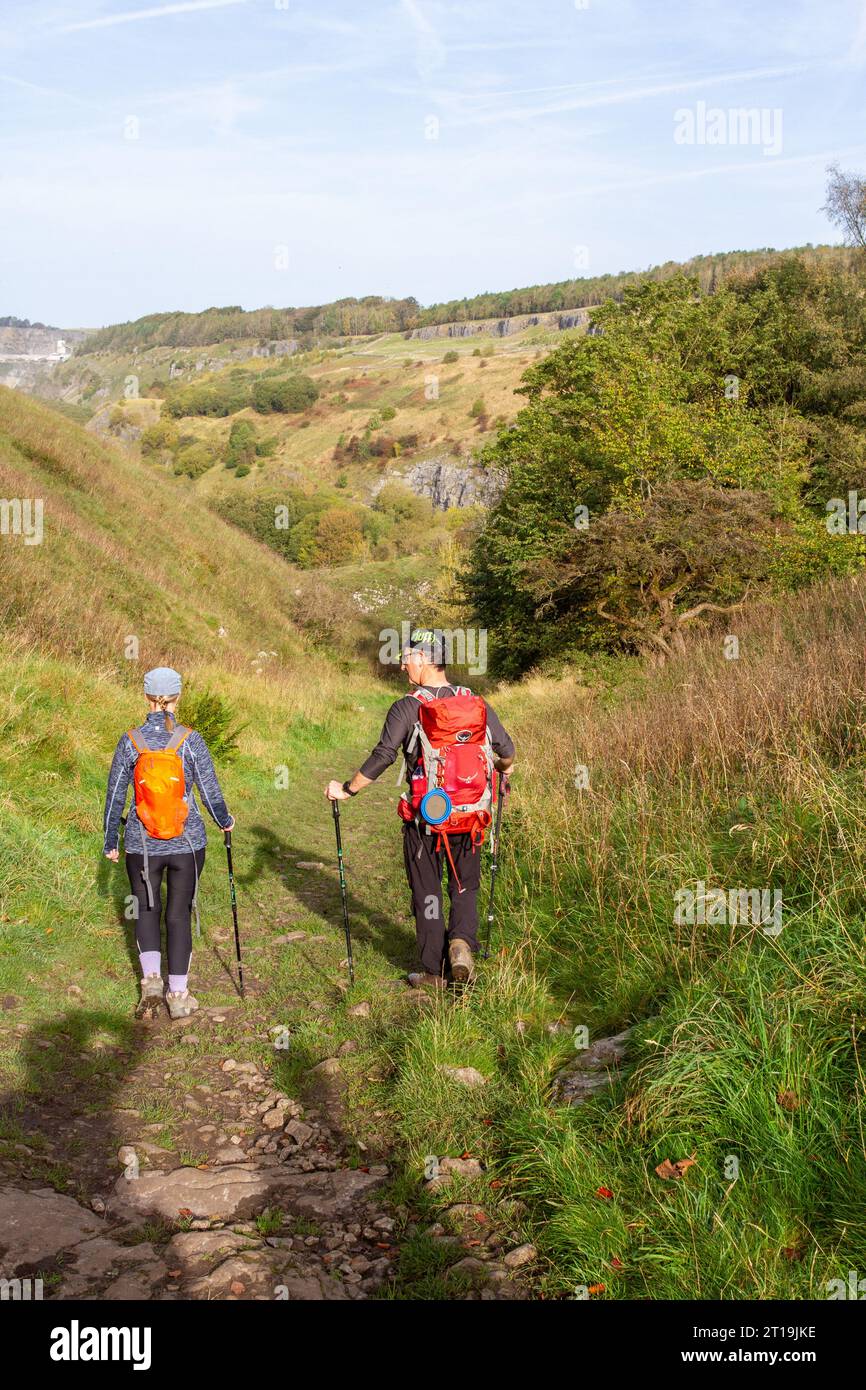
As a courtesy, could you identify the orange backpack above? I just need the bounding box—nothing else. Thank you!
[128,724,192,840]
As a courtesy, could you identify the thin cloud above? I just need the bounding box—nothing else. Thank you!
[444,61,819,127]
[0,73,96,105]
[400,0,447,79]
[57,0,250,34]
[850,0,866,65]
[550,144,866,202]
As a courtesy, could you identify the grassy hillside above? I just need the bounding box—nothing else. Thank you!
[2,388,865,1301]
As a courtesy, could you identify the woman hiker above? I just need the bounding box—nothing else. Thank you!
[325,629,514,989]
[103,667,234,1020]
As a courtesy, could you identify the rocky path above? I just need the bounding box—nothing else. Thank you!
[0,1023,397,1301]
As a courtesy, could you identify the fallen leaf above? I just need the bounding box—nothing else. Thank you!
[777,1089,800,1112]
[596,1186,613,1199]
[655,1152,698,1181]
[489,1179,503,1189]
[177,1208,194,1218]
[782,1245,804,1262]
[472,1211,487,1223]
[610,1257,623,1269]
[375,1242,390,1250]
[230,1280,245,1295]
[588,1282,606,1295]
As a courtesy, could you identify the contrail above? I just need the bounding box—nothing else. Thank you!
[58,0,250,35]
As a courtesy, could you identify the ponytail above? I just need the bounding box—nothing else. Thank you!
[155,694,176,730]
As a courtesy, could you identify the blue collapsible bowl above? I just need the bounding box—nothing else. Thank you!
[420,789,452,825]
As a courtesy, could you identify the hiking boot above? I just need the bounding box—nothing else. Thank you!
[448,938,476,984]
[135,973,165,1020]
[407,972,446,992]
[165,989,199,1020]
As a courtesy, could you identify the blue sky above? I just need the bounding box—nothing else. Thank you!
[1,0,864,327]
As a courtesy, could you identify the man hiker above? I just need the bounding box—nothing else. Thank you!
[325,629,515,988]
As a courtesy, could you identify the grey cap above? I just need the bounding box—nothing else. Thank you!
[143,666,182,697]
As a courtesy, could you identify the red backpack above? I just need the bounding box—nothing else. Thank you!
[398,687,494,876]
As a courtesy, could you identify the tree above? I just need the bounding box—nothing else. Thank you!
[823,165,866,249]
[465,266,865,676]
[529,480,776,662]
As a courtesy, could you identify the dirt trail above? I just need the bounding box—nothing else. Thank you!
[0,753,529,1300]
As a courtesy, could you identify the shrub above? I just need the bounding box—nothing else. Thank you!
[173,442,215,479]
[225,418,257,470]
[180,688,247,763]
[443,350,458,363]
[141,418,180,459]
[373,482,433,526]
[252,374,319,414]
[313,506,366,565]
[165,380,249,418]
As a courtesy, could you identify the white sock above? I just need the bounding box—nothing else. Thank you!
[168,975,188,994]
[140,952,161,979]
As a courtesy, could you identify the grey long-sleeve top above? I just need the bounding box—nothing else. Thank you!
[103,710,232,856]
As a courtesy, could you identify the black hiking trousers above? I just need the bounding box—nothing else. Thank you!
[402,821,482,977]
[125,849,205,976]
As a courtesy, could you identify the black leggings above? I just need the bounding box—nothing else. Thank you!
[125,849,205,976]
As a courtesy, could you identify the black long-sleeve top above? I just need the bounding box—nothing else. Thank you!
[358,683,515,786]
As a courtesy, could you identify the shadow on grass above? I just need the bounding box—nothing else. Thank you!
[241,822,415,973]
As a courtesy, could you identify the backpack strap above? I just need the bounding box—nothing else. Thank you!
[128,727,147,753]
[166,725,192,752]
[406,690,428,757]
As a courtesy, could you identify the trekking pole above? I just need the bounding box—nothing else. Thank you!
[224,829,244,999]
[481,774,508,960]
[331,799,355,986]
